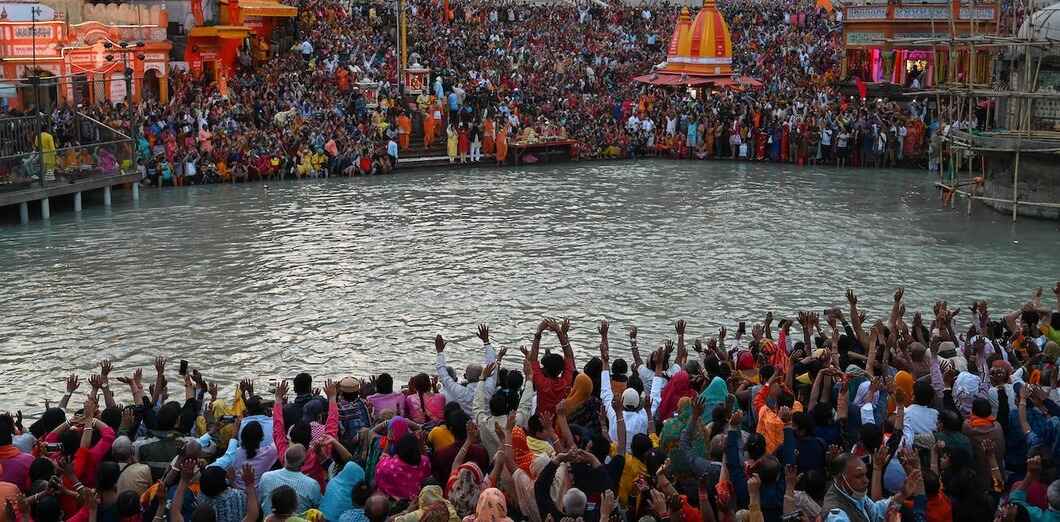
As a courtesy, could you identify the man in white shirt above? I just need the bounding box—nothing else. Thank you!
[641,118,655,134]
[901,381,938,448]
[626,114,641,133]
[601,372,648,452]
[434,333,497,415]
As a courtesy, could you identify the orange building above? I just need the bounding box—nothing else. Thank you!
[183,0,294,84]
[841,0,999,87]
[635,0,758,88]
[0,5,171,109]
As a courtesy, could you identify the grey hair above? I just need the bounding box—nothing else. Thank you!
[111,436,134,461]
[685,360,703,375]
[1048,479,1060,511]
[562,488,587,516]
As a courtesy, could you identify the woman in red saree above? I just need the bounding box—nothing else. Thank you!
[457,124,470,163]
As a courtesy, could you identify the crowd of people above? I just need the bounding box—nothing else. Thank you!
[1,0,949,190]
[3,284,1060,522]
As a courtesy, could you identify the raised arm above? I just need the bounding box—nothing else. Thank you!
[59,374,80,412]
[847,289,868,350]
[272,380,289,458]
[323,379,339,437]
[676,320,689,366]
[629,326,643,368]
[240,464,260,522]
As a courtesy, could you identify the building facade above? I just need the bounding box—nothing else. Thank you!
[0,2,171,110]
[841,0,999,87]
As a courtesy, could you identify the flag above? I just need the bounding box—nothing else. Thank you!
[854,76,867,100]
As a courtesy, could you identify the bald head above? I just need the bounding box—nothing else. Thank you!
[365,494,390,522]
[562,488,587,516]
[465,364,483,383]
[112,436,134,462]
[285,444,306,471]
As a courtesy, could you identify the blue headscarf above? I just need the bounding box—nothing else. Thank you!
[320,461,366,521]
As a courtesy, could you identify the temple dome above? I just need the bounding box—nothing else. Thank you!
[659,0,733,77]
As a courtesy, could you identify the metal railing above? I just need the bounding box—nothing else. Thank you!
[0,112,134,192]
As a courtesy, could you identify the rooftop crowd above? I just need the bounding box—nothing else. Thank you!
[1,0,947,189]
[3,283,1060,522]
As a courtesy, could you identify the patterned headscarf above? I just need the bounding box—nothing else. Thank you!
[446,462,484,518]
[472,488,513,522]
[510,426,534,474]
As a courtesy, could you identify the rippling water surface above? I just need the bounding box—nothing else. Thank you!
[1,161,1057,409]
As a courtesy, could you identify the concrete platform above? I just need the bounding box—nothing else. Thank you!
[0,172,139,208]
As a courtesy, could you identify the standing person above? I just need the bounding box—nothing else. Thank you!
[423,106,436,150]
[482,117,495,157]
[458,124,470,163]
[469,121,482,162]
[495,123,509,166]
[447,124,458,163]
[396,112,411,151]
[386,137,398,172]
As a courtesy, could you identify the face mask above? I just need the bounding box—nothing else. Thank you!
[841,474,867,500]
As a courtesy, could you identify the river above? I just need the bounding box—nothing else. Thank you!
[1,160,1057,409]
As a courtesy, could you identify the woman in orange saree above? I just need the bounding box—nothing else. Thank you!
[495,124,509,166]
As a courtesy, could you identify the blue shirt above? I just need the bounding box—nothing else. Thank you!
[387,141,398,158]
[448,92,459,111]
[257,469,321,514]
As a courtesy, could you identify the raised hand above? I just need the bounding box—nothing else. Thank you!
[676,319,687,336]
[476,324,489,344]
[559,318,571,338]
[629,326,638,339]
[100,360,112,379]
[65,374,81,394]
[691,396,706,419]
[154,356,166,374]
[275,380,289,402]
[480,362,498,380]
[323,379,338,399]
[241,463,257,490]
[846,289,858,306]
[663,339,675,356]
[598,320,609,339]
[434,334,447,353]
[894,287,904,303]
[88,374,104,391]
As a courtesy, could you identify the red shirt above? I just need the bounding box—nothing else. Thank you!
[531,356,575,416]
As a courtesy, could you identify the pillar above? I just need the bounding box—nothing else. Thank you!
[104,185,112,206]
[41,198,50,219]
[159,74,169,103]
[132,182,140,201]
[19,202,29,224]
[74,192,82,212]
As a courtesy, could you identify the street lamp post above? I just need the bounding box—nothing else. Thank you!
[105,41,145,174]
[31,4,44,187]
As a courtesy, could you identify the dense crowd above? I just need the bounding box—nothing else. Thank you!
[2,0,948,189]
[3,284,1060,522]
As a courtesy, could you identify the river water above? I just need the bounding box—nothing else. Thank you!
[1,161,1057,409]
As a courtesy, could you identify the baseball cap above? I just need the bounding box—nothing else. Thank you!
[622,388,640,410]
[339,377,361,394]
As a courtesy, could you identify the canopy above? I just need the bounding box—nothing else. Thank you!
[633,73,762,88]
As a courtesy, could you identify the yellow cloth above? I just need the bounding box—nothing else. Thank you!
[447,128,458,158]
[565,374,593,412]
[37,132,56,171]
[617,453,646,506]
[427,425,456,451]
[889,371,914,414]
[526,436,555,458]
[756,405,785,455]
